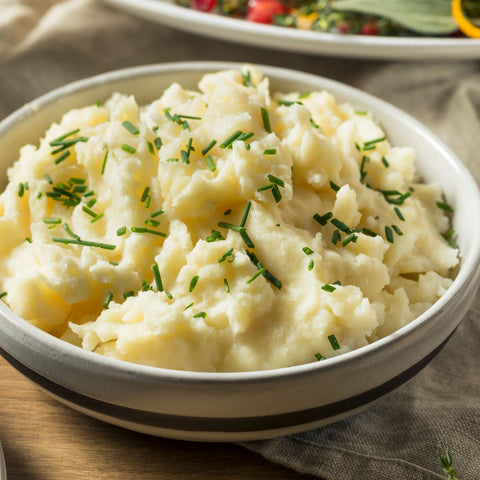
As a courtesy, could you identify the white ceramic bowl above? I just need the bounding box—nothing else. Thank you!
[1,62,479,442]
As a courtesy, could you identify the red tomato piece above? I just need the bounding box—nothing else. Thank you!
[247,0,287,24]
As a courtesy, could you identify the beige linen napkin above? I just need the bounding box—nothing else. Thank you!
[0,1,479,478]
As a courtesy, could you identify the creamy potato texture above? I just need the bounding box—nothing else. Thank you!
[0,67,459,371]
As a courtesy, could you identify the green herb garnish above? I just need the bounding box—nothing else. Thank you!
[260,107,272,133]
[328,334,341,350]
[189,275,199,292]
[122,121,140,135]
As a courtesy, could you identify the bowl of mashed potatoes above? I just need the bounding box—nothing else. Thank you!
[0,62,479,441]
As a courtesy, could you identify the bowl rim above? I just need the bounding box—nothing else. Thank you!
[1,61,480,383]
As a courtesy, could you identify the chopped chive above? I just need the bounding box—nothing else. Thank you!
[180,150,190,164]
[382,190,411,205]
[44,174,53,184]
[122,121,140,135]
[381,156,390,168]
[240,200,252,227]
[394,207,405,221]
[241,70,254,87]
[240,230,255,249]
[359,228,378,237]
[63,223,80,240]
[109,261,119,266]
[140,186,150,203]
[322,284,337,292]
[260,107,272,133]
[151,209,164,218]
[298,92,310,99]
[91,213,104,223]
[82,205,98,218]
[364,136,386,147]
[166,157,179,162]
[184,302,194,311]
[189,275,199,292]
[103,292,113,309]
[74,185,88,194]
[25,237,32,243]
[37,192,42,199]
[193,311,207,318]
[331,218,351,234]
[308,259,314,271]
[238,132,254,142]
[218,248,235,263]
[315,353,326,361]
[360,155,369,182]
[224,209,232,215]
[271,184,282,203]
[52,238,116,250]
[355,142,361,152]
[154,137,163,150]
[121,144,136,154]
[385,226,394,243]
[224,277,230,293]
[142,279,152,291]
[392,225,403,236]
[362,144,376,151]
[205,229,225,242]
[436,201,453,212]
[354,110,367,115]
[177,114,202,121]
[205,155,216,171]
[18,183,25,197]
[152,263,163,292]
[443,229,454,239]
[246,266,266,284]
[303,246,314,255]
[123,290,134,299]
[144,218,160,227]
[51,137,88,153]
[245,250,282,290]
[313,212,333,226]
[201,139,217,155]
[43,217,62,225]
[0,291,7,300]
[332,230,341,245]
[49,129,80,146]
[258,183,274,192]
[310,118,319,129]
[147,141,155,155]
[144,195,151,209]
[267,174,285,188]
[330,181,340,192]
[342,233,358,247]
[54,150,70,165]
[277,100,303,106]
[328,334,341,350]
[217,222,244,232]
[130,227,167,237]
[116,226,127,236]
[220,130,243,149]
[263,149,276,155]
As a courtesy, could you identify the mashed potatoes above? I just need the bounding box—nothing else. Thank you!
[0,67,459,372]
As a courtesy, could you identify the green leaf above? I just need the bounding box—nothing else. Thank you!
[331,0,458,34]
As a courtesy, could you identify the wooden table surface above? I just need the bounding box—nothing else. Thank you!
[0,356,319,480]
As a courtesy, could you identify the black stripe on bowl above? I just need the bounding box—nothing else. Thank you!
[0,336,450,434]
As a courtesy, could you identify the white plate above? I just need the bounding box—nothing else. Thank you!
[98,0,480,60]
